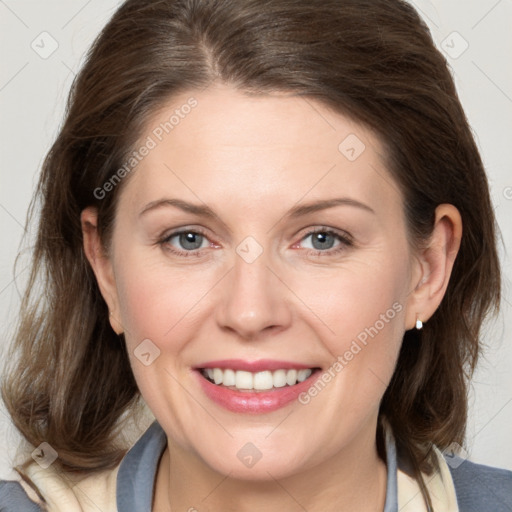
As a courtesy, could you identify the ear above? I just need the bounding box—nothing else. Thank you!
[404,204,462,330]
[81,207,124,335]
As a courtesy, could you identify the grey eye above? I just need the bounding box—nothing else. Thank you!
[308,232,337,250]
[167,231,207,251]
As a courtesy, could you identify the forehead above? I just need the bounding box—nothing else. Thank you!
[119,83,401,217]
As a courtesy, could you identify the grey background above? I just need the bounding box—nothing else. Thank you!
[0,0,511,479]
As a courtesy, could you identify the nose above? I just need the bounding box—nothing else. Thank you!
[215,248,292,340]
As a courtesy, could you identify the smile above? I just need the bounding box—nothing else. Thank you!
[194,360,322,413]
[200,367,314,391]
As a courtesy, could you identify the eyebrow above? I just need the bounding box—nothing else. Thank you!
[138,197,375,220]
[286,197,375,217]
[139,198,217,219]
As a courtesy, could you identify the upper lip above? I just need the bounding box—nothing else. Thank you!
[195,359,317,372]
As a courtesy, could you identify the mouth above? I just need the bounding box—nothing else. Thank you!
[193,360,322,413]
[199,367,320,392]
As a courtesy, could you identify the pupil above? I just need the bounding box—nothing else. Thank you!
[312,232,334,250]
[180,232,203,250]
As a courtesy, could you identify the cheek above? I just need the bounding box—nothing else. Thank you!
[294,254,408,343]
[113,254,211,349]
[112,254,214,434]
[290,254,409,403]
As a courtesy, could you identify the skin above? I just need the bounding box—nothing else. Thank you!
[82,83,462,511]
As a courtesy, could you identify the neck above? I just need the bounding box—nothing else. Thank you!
[153,422,387,512]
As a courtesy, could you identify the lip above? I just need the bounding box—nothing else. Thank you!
[194,364,321,414]
[195,359,315,372]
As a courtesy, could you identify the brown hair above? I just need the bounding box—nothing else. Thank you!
[2,0,501,507]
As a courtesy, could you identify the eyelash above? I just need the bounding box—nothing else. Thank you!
[159,227,214,258]
[295,228,354,257]
[158,227,354,258]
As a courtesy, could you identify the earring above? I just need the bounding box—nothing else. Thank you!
[416,317,423,330]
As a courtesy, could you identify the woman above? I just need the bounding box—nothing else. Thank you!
[1,0,511,510]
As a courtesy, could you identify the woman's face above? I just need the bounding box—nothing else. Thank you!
[95,84,422,479]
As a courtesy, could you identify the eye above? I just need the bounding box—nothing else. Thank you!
[303,231,338,250]
[295,228,353,255]
[160,229,211,254]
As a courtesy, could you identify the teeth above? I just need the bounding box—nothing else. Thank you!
[253,370,273,390]
[286,369,297,386]
[213,368,223,385]
[273,369,287,388]
[235,370,253,389]
[223,368,236,386]
[297,369,311,382]
[202,368,313,390]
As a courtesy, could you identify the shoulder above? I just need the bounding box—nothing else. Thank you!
[0,464,120,512]
[0,419,164,512]
[0,480,43,511]
[446,456,512,512]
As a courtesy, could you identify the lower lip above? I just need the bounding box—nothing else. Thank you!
[195,370,320,413]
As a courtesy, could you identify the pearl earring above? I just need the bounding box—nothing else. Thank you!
[416,317,423,330]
